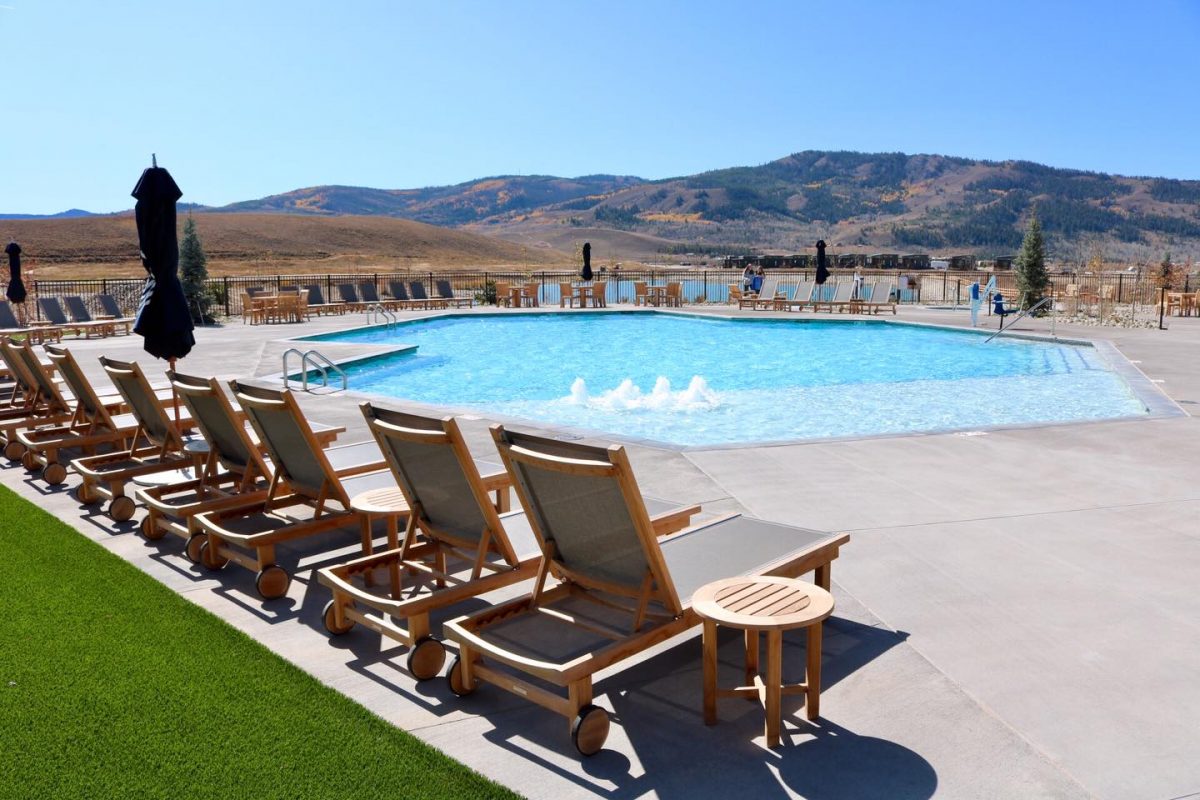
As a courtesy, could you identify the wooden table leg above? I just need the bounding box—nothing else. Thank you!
[806,622,823,720]
[766,629,782,747]
[814,562,830,591]
[387,515,402,591]
[360,515,375,587]
[744,629,759,698]
[703,620,717,725]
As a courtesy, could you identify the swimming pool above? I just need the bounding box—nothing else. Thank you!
[306,312,1148,447]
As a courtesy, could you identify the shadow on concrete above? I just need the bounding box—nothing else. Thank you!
[463,616,929,798]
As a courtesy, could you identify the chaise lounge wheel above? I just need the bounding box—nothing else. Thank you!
[21,451,39,471]
[4,441,25,461]
[108,495,136,522]
[322,599,355,635]
[255,564,291,600]
[42,462,68,486]
[198,540,228,570]
[407,636,447,681]
[571,704,610,756]
[186,533,207,563]
[446,655,475,697]
[140,515,166,541]
[75,482,100,505]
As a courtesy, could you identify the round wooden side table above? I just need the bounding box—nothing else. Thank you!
[350,486,410,587]
[693,576,834,748]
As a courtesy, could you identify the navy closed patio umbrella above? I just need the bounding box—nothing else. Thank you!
[815,240,829,285]
[131,158,194,362]
[581,242,593,282]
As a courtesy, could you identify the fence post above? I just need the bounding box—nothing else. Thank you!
[1117,273,1123,303]
[1159,287,1166,330]
[223,276,230,316]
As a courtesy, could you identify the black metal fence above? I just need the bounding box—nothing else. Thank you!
[17,267,1196,321]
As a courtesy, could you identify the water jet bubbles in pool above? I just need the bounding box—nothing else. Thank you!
[567,376,720,413]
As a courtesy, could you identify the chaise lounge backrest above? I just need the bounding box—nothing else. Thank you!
[97,294,127,319]
[490,425,682,613]
[388,281,411,302]
[229,380,351,507]
[0,301,26,330]
[42,344,114,426]
[362,403,518,563]
[64,296,96,324]
[358,282,381,303]
[337,284,361,304]
[98,356,181,450]
[170,371,270,484]
[38,297,72,326]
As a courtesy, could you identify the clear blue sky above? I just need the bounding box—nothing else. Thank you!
[3,0,1199,214]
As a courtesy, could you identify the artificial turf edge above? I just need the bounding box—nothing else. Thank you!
[0,484,520,799]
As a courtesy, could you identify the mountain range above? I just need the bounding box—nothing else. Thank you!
[12,151,1200,260]
[209,151,1200,261]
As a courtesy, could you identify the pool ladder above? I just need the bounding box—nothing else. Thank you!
[281,348,348,392]
[366,304,397,328]
[984,296,1055,342]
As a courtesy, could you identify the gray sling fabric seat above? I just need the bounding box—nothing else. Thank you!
[435,280,474,308]
[443,426,847,756]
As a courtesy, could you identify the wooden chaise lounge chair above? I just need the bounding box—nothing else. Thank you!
[0,338,156,461]
[97,294,138,328]
[70,357,196,521]
[301,285,345,316]
[782,280,816,312]
[860,280,897,315]
[336,283,374,312]
[736,277,775,310]
[38,297,112,338]
[133,373,348,557]
[0,339,77,455]
[0,300,61,344]
[14,344,177,485]
[358,281,402,312]
[409,281,449,309]
[318,406,537,677]
[134,371,276,557]
[443,426,848,756]
[812,281,854,313]
[319,404,697,679]
[436,280,474,308]
[191,382,402,599]
[65,296,130,336]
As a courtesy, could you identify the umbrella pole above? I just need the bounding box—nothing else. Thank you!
[169,357,180,423]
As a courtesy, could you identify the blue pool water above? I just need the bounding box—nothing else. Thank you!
[307,313,1147,446]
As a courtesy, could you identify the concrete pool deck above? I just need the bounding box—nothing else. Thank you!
[4,303,1198,799]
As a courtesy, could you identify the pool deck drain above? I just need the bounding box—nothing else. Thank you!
[3,304,1199,799]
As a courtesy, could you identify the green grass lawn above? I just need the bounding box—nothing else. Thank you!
[0,485,519,800]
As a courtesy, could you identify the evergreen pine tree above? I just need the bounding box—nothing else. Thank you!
[1158,250,1174,289]
[179,215,211,322]
[1014,212,1049,310]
